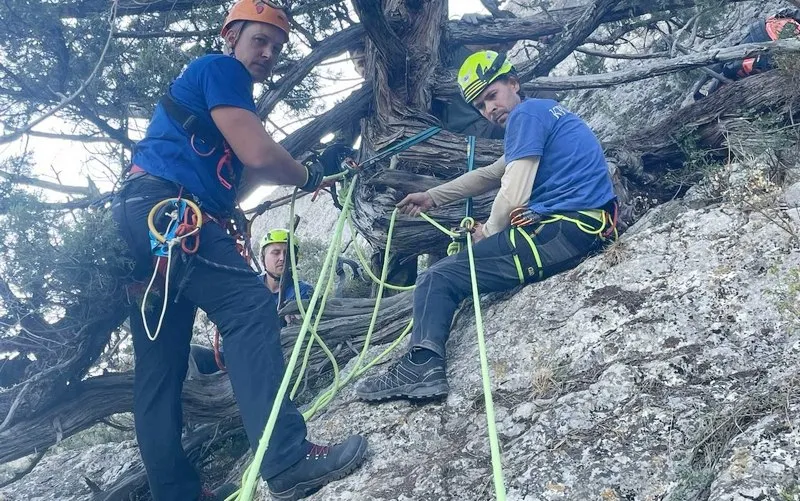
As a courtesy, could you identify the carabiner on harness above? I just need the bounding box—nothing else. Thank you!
[142,198,204,342]
[509,207,542,228]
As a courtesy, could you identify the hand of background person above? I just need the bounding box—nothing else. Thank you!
[396,191,435,217]
[471,222,486,243]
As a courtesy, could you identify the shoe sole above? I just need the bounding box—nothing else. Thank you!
[356,381,450,402]
[269,437,368,501]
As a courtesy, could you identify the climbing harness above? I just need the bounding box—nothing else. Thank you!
[508,202,618,283]
[141,197,203,341]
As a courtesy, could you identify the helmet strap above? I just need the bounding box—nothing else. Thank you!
[265,269,282,281]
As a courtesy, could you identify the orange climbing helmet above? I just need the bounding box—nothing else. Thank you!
[221,0,291,38]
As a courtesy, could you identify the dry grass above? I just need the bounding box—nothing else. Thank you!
[602,239,628,268]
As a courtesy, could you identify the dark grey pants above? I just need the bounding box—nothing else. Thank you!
[411,212,611,358]
[112,176,307,501]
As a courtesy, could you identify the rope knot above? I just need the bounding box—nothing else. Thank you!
[460,217,475,231]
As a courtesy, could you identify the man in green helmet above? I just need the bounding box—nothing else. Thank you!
[357,50,618,402]
[258,228,314,310]
[190,228,314,374]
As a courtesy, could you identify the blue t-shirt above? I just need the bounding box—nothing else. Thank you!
[133,54,256,215]
[275,280,314,306]
[503,99,615,215]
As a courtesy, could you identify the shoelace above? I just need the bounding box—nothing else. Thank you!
[307,444,330,459]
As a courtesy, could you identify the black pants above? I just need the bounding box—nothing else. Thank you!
[112,175,307,501]
[410,211,612,358]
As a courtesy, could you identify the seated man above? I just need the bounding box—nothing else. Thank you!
[190,229,313,375]
[357,50,617,402]
[259,228,314,313]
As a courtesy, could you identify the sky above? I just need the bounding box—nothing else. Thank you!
[0,0,488,208]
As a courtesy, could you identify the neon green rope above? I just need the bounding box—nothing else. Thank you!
[287,189,342,400]
[463,217,506,501]
[419,212,459,238]
[346,215,415,291]
[236,179,358,501]
[301,208,400,419]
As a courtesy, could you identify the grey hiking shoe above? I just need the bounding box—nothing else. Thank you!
[356,352,449,402]
[267,435,368,501]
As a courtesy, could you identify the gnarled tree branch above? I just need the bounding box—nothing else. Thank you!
[352,0,406,89]
[256,24,365,118]
[433,40,800,94]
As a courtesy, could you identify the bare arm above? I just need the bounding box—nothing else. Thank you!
[425,155,506,207]
[482,156,540,237]
[210,106,307,197]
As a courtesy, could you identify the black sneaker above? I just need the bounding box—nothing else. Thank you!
[267,435,368,501]
[199,482,238,501]
[356,352,449,402]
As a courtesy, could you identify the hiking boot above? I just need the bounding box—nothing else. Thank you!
[356,351,449,402]
[199,482,238,501]
[267,435,368,501]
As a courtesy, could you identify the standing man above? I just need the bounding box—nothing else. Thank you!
[357,50,617,402]
[111,2,367,500]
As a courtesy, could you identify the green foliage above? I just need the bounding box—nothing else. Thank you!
[572,53,606,76]
[776,267,800,324]
[0,156,129,333]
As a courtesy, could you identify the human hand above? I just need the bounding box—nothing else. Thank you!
[471,222,486,243]
[317,143,354,176]
[299,158,325,192]
[396,192,435,217]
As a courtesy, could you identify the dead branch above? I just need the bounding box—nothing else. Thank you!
[256,25,365,118]
[519,0,618,80]
[433,39,800,94]
[0,293,413,464]
[11,130,118,144]
[0,383,29,433]
[447,0,747,45]
[0,170,94,196]
[661,32,732,84]
[113,28,216,39]
[607,71,800,190]
[279,86,372,157]
[575,46,669,59]
[58,0,344,18]
[0,449,45,489]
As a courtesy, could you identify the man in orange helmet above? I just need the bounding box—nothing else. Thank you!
[111,1,366,500]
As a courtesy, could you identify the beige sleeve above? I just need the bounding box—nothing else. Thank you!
[426,155,506,207]
[482,156,540,238]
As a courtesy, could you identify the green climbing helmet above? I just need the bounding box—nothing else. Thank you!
[259,228,298,255]
[457,50,516,104]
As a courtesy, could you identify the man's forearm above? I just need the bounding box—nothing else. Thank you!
[482,156,540,237]
[426,155,506,207]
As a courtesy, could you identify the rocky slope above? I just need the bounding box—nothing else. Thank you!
[285,171,800,501]
[3,163,799,500]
